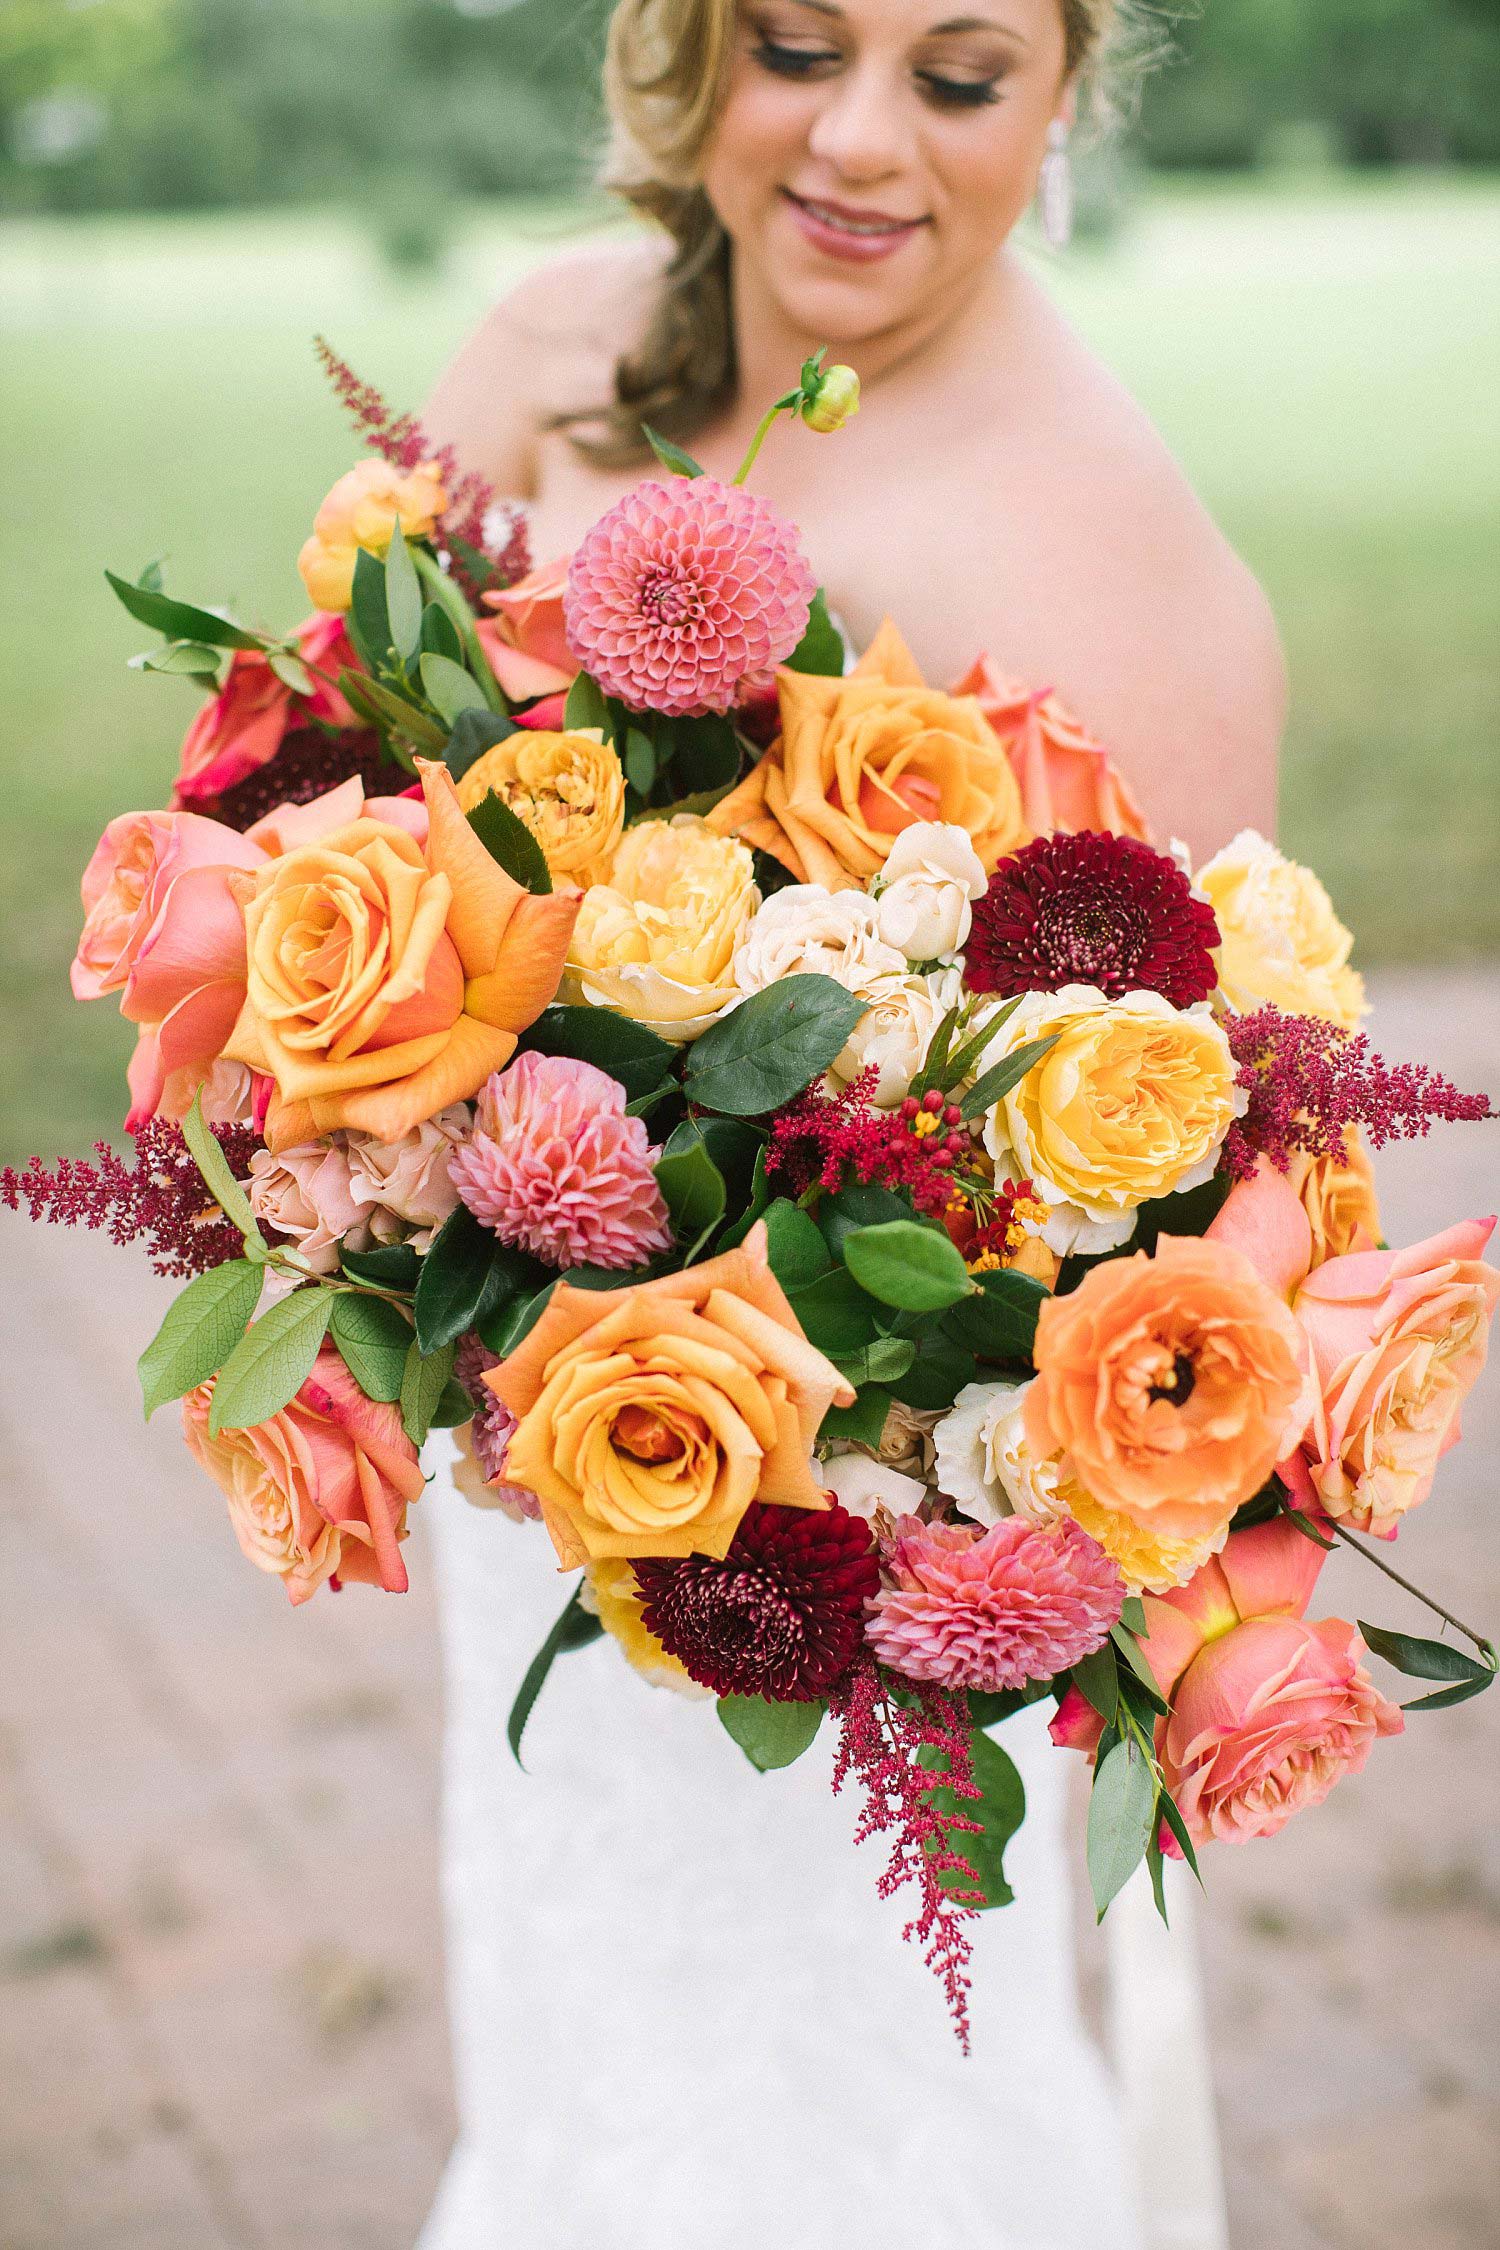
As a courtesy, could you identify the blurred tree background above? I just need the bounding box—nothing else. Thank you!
[5,0,1500,225]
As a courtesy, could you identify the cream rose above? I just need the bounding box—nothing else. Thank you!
[1197,829,1365,1029]
[871,821,987,961]
[979,984,1243,1254]
[565,816,759,1043]
[819,1454,927,1523]
[830,969,957,1108]
[731,883,905,999]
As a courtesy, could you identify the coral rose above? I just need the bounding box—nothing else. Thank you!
[1133,1517,1403,1846]
[1197,830,1365,1029]
[224,761,578,1150]
[951,656,1150,841]
[298,457,448,613]
[172,615,356,805]
[477,554,576,703]
[1027,1236,1310,1546]
[485,1221,854,1567]
[455,728,624,886]
[73,807,266,1004]
[978,984,1243,1255]
[181,1344,425,1605]
[1283,1217,1498,1538]
[707,620,1026,889]
[564,815,758,1042]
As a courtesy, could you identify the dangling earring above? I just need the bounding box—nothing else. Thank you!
[1038,119,1073,251]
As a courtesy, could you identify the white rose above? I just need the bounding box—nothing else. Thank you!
[831,968,959,1108]
[732,883,905,1000]
[345,1105,469,1248]
[820,1453,928,1523]
[933,1378,1064,1526]
[871,822,987,962]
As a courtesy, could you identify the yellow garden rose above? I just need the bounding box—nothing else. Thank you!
[456,728,624,887]
[581,1558,711,1697]
[979,985,1242,1254]
[1289,1130,1382,1267]
[564,815,759,1042]
[1197,829,1365,1028]
[486,1223,854,1568]
[707,620,1026,889]
[298,457,448,613]
[226,761,577,1149]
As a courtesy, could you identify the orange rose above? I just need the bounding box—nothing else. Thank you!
[1025,1236,1310,1546]
[950,655,1150,842]
[224,760,578,1150]
[707,620,1026,889]
[486,1222,854,1567]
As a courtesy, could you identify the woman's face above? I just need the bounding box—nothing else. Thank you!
[702,0,1074,346]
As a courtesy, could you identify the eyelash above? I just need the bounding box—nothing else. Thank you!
[750,37,1005,112]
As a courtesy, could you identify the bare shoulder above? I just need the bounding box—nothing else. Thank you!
[422,229,667,495]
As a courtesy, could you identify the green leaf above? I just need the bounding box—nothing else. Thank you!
[430,1377,476,1428]
[1120,1595,1149,1636]
[1072,1644,1119,1726]
[465,789,553,894]
[420,600,465,665]
[1086,1738,1158,1920]
[842,1220,975,1313]
[329,1292,413,1404]
[130,639,225,681]
[478,1280,557,1360]
[350,543,393,665]
[421,649,491,725]
[414,1204,500,1354]
[683,975,867,1117]
[640,424,707,478]
[400,1336,457,1447]
[782,587,845,677]
[959,1035,1060,1123]
[654,1130,727,1259]
[785,1267,881,1357]
[716,1145,773,1253]
[818,1386,892,1448]
[444,704,519,782]
[1155,1789,1202,1884]
[948,1730,1026,1910]
[208,1289,334,1436]
[831,1334,916,1388]
[1111,1624,1169,1713]
[105,569,264,650]
[338,666,447,752]
[623,727,656,799]
[341,1243,421,1291]
[138,1258,264,1419]
[943,1267,1048,1363]
[628,781,740,828]
[1128,1171,1234,1252]
[665,711,741,794]
[717,1694,824,1771]
[564,671,609,733]
[929,1001,1021,1099]
[1397,1676,1499,1714]
[508,1586,606,1768]
[762,1198,834,1292]
[384,529,423,663]
[518,1006,677,1100]
[1358,1624,1496,1689]
[887,1336,977,1412]
[181,1093,265,1250]
[816,1180,915,1259]
[967,1682,1051,1729]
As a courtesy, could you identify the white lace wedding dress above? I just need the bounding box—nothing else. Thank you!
[415,1436,1226,2250]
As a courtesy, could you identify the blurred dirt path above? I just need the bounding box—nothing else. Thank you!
[1,968,1495,2250]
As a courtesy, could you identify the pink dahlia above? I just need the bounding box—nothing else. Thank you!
[453,1333,541,1518]
[563,477,816,717]
[867,1515,1125,1693]
[449,1052,673,1271]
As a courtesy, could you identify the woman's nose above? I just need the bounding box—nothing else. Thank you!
[805,69,911,184]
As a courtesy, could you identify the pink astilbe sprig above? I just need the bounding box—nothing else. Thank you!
[1223,1006,1494,1183]
[313,336,529,598]
[829,1658,984,2051]
[3,1121,261,1278]
[765,1069,965,1217]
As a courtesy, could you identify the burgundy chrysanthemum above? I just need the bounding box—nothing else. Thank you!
[563,476,815,716]
[202,724,396,833]
[965,830,1221,1005]
[631,1500,880,1701]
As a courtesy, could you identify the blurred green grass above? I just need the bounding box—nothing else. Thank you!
[2,176,1496,1159]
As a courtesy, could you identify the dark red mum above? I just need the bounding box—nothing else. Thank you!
[632,1500,880,1702]
[965,830,1221,1006]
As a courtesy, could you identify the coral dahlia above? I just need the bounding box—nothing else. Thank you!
[866,1514,1124,1693]
[966,830,1220,1006]
[631,1500,880,1700]
[563,477,815,717]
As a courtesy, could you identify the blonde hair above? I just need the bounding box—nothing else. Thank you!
[566,0,1145,463]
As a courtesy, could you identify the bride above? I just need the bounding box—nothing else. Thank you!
[418,1,1278,2241]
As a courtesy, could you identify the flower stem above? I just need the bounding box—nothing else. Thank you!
[730,391,801,487]
[1332,1522,1497,1665]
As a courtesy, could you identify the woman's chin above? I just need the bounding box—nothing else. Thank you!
[760,251,936,349]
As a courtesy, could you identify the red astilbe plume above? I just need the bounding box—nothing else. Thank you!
[1223,1007,1495,1182]
[2,1121,260,1279]
[829,1659,984,2051]
[765,1070,969,1217]
[313,336,530,598]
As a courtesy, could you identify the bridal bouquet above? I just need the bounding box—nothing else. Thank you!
[11,348,1497,2045]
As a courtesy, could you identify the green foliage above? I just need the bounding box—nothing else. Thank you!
[942,1730,1026,1911]
[654,1122,727,1260]
[400,1334,456,1446]
[138,1256,264,1418]
[208,1287,333,1436]
[841,1220,974,1313]
[783,588,845,677]
[413,1203,496,1353]
[1358,1622,1497,1711]
[465,788,553,894]
[641,426,705,478]
[682,975,867,1116]
[1086,1737,1157,1919]
[718,1694,824,1771]
[104,567,263,651]
[518,1006,677,1101]
[444,706,519,782]
[508,1585,606,1769]
[328,1291,411,1403]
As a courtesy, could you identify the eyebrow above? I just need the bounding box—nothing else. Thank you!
[786,1,1028,36]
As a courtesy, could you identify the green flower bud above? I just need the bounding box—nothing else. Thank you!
[800,363,861,435]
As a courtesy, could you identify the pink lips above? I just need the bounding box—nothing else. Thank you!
[781,190,928,265]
